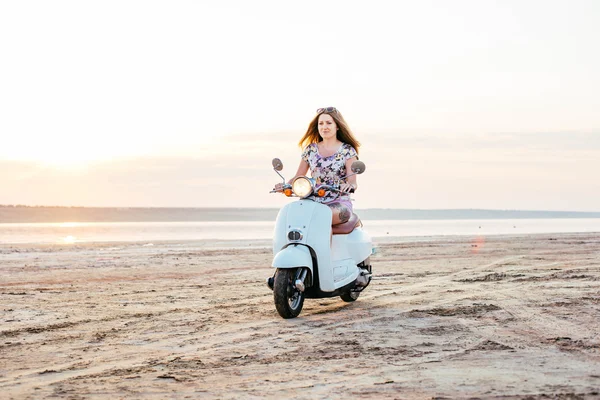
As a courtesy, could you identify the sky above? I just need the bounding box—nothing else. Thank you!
[1,0,599,211]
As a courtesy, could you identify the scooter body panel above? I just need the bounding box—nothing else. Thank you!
[273,200,373,294]
[272,200,336,291]
[272,245,313,273]
[333,227,372,265]
[330,228,371,287]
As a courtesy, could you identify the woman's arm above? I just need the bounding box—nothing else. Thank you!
[291,159,309,182]
[340,156,358,193]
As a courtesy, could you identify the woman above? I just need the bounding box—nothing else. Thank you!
[275,106,360,227]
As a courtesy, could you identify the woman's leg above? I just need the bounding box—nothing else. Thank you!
[328,202,352,225]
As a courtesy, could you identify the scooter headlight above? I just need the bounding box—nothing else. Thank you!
[292,177,314,198]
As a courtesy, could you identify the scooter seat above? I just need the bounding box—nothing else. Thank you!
[332,213,362,235]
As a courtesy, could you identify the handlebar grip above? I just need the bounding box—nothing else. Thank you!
[271,184,291,193]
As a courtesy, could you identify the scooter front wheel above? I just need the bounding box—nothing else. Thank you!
[273,268,305,319]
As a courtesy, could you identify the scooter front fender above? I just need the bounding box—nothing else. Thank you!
[272,245,313,275]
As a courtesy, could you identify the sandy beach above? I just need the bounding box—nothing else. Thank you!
[1,233,599,399]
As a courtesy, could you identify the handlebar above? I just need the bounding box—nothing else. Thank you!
[270,183,292,193]
[315,184,355,194]
[270,184,354,195]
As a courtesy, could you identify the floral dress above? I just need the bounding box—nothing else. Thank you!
[301,142,358,204]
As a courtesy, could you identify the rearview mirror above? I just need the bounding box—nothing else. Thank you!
[272,158,283,171]
[350,161,366,174]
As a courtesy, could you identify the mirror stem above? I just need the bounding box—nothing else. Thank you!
[339,172,358,181]
[275,169,286,183]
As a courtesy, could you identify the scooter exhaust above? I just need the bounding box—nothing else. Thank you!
[356,268,372,287]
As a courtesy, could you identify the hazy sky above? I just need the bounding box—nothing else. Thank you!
[1,0,599,210]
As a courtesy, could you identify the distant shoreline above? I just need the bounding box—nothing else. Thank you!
[1,206,600,223]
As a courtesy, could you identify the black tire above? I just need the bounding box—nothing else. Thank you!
[273,268,305,319]
[340,291,360,302]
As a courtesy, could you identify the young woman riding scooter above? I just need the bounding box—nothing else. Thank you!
[270,107,371,318]
[274,106,361,231]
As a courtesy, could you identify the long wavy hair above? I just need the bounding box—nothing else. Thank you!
[298,108,360,155]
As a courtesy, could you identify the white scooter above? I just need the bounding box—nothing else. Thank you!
[267,158,373,319]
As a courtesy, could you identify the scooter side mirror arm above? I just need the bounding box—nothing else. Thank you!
[338,171,358,181]
[274,169,286,183]
[272,158,286,183]
[338,161,366,181]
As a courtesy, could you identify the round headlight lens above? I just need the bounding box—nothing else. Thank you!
[292,177,314,198]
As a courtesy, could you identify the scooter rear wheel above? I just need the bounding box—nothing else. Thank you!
[273,268,305,319]
[340,291,360,302]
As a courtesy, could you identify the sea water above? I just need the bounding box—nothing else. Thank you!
[0,219,598,244]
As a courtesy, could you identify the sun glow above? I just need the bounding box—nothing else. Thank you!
[4,145,108,168]
[42,156,94,169]
[4,142,152,169]
[62,235,77,244]
[2,130,218,167]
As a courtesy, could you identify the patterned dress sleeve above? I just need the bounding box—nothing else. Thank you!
[343,144,358,161]
[301,143,314,163]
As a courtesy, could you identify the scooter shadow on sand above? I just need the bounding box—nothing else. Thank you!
[267,158,373,319]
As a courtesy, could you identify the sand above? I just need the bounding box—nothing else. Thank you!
[1,233,599,399]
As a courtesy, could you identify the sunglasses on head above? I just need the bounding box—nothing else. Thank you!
[316,107,338,114]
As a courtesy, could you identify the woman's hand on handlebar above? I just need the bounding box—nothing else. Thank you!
[340,183,356,193]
